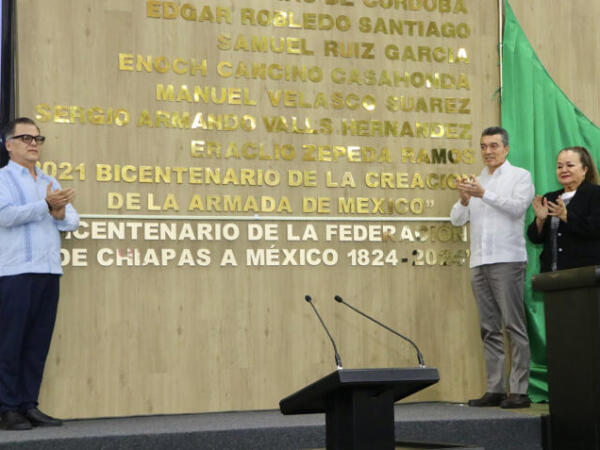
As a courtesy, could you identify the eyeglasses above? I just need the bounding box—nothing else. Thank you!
[8,134,46,145]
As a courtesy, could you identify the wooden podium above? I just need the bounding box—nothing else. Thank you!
[532,265,600,450]
[279,367,439,450]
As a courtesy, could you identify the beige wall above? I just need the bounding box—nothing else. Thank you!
[510,1,600,125]
[13,0,504,418]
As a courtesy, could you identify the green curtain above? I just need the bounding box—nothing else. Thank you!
[502,0,600,402]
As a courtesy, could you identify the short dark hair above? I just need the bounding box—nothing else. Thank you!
[558,146,599,185]
[481,126,509,147]
[3,117,39,138]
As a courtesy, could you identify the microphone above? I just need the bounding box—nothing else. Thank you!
[305,295,343,370]
[334,295,426,368]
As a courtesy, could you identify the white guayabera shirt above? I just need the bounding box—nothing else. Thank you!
[450,160,535,268]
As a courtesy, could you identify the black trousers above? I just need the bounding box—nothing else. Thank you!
[0,273,60,413]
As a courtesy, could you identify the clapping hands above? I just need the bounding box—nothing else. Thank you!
[457,176,485,205]
[46,182,75,220]
[532,195,567,232]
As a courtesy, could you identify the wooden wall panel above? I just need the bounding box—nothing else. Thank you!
[510,1,600,125]
[14,0,501,418]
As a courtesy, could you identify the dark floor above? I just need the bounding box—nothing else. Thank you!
[0,402,548,450]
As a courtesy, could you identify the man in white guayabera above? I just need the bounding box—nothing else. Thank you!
[450,126,534,409]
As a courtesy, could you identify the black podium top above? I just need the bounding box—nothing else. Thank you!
[532,265,600,292]
[279,367,439,415]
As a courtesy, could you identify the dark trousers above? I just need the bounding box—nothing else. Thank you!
[0,273,60,413]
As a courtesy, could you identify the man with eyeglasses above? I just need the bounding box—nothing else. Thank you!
[0,117,79,430]
[450,126,534,409]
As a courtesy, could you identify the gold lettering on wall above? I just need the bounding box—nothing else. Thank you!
[146,1,232,24]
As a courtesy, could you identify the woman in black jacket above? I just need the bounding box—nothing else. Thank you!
[527,146,600,272]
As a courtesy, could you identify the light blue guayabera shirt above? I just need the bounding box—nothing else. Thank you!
[0,160,79,276]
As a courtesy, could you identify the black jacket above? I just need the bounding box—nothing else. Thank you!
[527,182,600,272]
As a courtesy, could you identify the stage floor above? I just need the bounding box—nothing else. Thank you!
[0,402,548,450]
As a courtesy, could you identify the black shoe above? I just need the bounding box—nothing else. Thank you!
[500,394,531,409]
[467,392,506,407]
[0,411,33,430]
[23,408,62,427]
